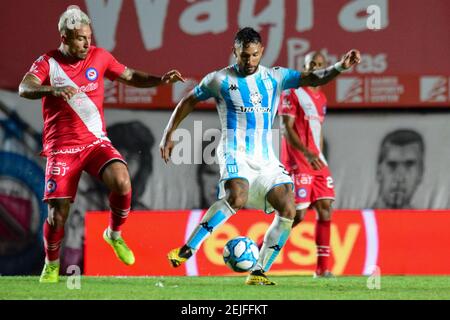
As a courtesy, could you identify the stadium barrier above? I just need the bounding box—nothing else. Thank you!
[85,210,450,276]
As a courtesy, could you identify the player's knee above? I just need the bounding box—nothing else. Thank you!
[316,201,333,221]
[47,199,70,228]
[318,208,332,221]
[112,177,132,195]
[278,202,296,220]
[226,192,248,211]
[224,179,249,210]
[51,214,68,228]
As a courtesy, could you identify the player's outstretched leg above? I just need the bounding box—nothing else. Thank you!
[246,214,293,285]
[40,199,70,283]
[246,184,295,286]
[168,198,236,267]
[103,191,135,265]
[101,162,135,265]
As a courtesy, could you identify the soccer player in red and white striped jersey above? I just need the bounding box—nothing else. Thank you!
[19,5,184,283]
[279,51,335,278]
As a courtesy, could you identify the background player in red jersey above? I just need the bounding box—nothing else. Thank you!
[18,5,184,283]
[279,51,336,278]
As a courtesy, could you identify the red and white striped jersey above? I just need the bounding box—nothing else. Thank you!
[279,87,328,174]
[26,46,126,155]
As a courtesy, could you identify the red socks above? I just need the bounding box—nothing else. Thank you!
[315,220,331,274]
[108,191,131,232]
[43,220,65,262]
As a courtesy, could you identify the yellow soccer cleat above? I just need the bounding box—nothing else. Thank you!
[39,263,60,283]
[103,229,135,265]
[245,270,276,286]
[167,247,189,268]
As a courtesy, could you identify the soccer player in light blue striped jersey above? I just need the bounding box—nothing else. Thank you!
[161,27,360,285]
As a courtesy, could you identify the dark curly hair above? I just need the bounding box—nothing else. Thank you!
[234,27,262,48]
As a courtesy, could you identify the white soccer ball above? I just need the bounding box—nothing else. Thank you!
[223,236,259,273]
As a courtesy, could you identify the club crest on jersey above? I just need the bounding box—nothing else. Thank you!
[86,67,98,81]
[297,188,307,198]
[46,179,57,193]
[250,92,263,107]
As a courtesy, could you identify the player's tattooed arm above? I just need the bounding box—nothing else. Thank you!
[298,49,361,87]
[19,74,77,101]
[117,68,185,88]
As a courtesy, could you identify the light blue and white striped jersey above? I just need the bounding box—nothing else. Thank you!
[194,64,301,164]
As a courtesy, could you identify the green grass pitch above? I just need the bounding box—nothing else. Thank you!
[1,276,449,300]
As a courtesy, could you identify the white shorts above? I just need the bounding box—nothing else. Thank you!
[217,156,293,213]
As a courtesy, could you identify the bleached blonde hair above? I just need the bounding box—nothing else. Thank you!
[58,5,91,36]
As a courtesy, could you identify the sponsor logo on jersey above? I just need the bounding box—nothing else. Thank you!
[77,82,99,93]
[86,67,98,81]
[48,138,105,155]
[47,162,69,177]
[239,106,270,113]
[299,174,313,185]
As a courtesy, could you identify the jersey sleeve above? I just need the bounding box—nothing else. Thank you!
[104,50,127,81]
[279,67,301,90]
[193,72,217,101]
[26,55,49,83]
[278,89,297,118]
